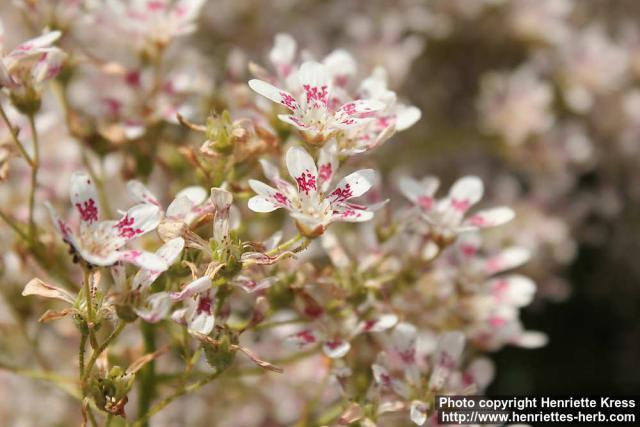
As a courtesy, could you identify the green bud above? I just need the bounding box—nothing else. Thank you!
[203,331,237,373]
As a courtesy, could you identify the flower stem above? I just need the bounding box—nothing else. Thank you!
[266,233,303,256]
[82,269,99,349]
[137,322,157,427]
[27,113,40,242]
[0,102,34,166]
[82,321,126,382]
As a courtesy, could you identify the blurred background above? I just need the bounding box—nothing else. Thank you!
[2,0,640,425]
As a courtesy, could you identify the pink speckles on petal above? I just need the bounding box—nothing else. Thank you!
[120,250,141,262]
[450,198,470,212]
[330,184,353,202]
[294,330,316,345]
[417,195,433,210]
[295,170,317,195]
[318,163,332,183]
[280,92,298,110]
[489,316,506,327]
[115,215,143,239]
[303,84,328,107]
[398,347,416,364]
[273,192,289,206]
[75,199,98,223]
[146,0,167,12]
[468,214,487,226]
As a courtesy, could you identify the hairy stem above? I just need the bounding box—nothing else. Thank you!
[83,269,99,350]
[0,102,33,166]
[27,113,40,242]
[137,322,157,427]
[82,321,126,382]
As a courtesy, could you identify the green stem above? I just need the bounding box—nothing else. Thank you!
[82,321,126,382]
[79,333,87,377]
[132,371,223,427]
[265,233,303,256]
[0,102,33,166]
[82,269,99,349]
[27,113,40,242]
[137,322,157,427]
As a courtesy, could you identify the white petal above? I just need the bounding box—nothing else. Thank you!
[170,276,212,300]
[395,105,422,131]
[488,275,536,307]
[323,48,357,86]
[286,146,318,196]
[114,203,161,240]
[331,204,375,223]
[514,331,548,348]
[70,171,100,224]
[447,176,484,213]
[135,292,172,323]
[127,180,160,206]
[248,179,291,211]
[296,61,331,108]
[175,186,208,206]
[248,195,280,213]
[269,33,297,76]
[410,400,428,426]
[45,202,76,244]
[30,49,66,84]
[462,206,515,229]
[132,238,185,290]
[277,114,310,130]
[189,311,215,335]
[118,250,167,271]
[8,31,61,61]
[322,339,351,358]
[234,276,277,293]
[359,313,399,333]
[317,140,338,192]
[329,169,376,203]
[287,329,320,348]
[336,99,385,119]
[398,176,440,209]
[429,331,465,390]
[391,322,417,364]
[484,247,530,275]
[248,79,300,111]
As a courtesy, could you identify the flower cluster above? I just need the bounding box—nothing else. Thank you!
[1,2,610,427]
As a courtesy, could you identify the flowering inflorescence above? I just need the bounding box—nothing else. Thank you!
[1,8,553,427]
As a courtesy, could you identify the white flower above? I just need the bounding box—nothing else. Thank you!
[170,276,215,335]
[0,22,66,91]
[248,145,380,236]
[132,237,185,291]
[288,313,398,359]
[249,61,385,143]
[47,171,166,270]
[338,67,421,155]
[98,0,205,50]
[399,175,515,242]
[127,180,214,245]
